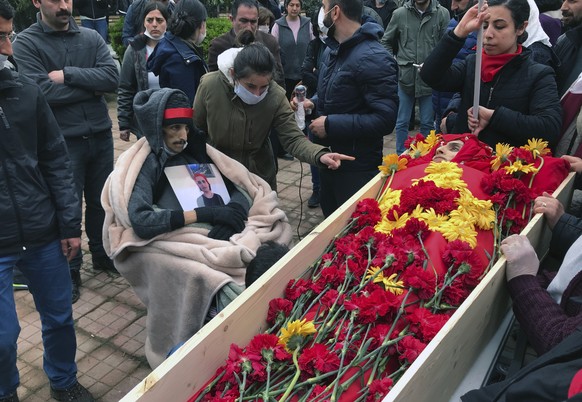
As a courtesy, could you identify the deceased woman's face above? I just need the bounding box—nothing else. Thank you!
[432,140,464,162]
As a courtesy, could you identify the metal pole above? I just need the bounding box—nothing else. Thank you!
[472,0,485,121]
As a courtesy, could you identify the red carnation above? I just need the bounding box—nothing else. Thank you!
[407,307,450,343]
[298,343,340,376]
[367,377,394,402]
[266,298,294,325]
[401,265,436,300]
[285,278,311,301]
[352,198,382,227]
[442,277,470,306]
[398,335,426,364]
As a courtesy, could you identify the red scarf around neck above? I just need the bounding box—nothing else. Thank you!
[481,45,522,83]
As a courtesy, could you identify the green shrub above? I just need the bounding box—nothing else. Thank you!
[9,0,37,32]
[109,16,126,62]
[200,17,232,59]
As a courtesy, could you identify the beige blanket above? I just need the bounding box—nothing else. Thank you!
[102,138,292,368]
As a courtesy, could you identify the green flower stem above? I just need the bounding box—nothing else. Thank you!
[331,311,357,401]
[238,371,247,402]
[417,232,437,276]
[261,359,272,402]
[193,370,226,402]
[376,171,396,201]
[356,256,394,292]
[524,156,544,218]
[278,348,301,402]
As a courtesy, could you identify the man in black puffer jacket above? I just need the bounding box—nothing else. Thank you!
[299,0,399,217]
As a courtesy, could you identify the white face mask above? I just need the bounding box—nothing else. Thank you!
[258,24,270,33]
[195,30,206,45]
[318,6,336,36]
[317,7,328,35]
[144,29,164,41]
[0,54,8,68]
[234,82,268,105]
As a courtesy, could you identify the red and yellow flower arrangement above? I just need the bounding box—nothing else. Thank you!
[190,134,568,402]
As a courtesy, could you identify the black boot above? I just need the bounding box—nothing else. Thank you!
[70,270,81,304]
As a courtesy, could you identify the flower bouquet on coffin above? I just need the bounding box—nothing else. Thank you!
[190,134,569,402]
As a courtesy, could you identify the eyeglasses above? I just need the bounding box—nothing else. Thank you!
[0,31,15,43]
[237,18,258,25]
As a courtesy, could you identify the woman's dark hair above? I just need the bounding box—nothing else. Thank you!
[168,0,207,39]
[284,0,302,9]
[141,1,170,27]
[310,8,320,37]
[488,0,530,44]
[233,42,275,79]
[534,0,562,13]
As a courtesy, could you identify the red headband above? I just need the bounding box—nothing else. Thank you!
[163,108,193,120]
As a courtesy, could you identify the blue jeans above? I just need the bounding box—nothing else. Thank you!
[0,240,77,397]
[395,86,434,154]
[81,18,108,42]
[65,130,113,271]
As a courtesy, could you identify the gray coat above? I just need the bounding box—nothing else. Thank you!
[12,14,119,138]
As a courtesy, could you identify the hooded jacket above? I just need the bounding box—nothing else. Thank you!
[381,0,449,97]
[194,69,328,190]
[313,22,398,172]
[12,14,119,139]
[420,30,562,149]
[127,88,249,239]
[0,68,81,254]
[147,32,208,105]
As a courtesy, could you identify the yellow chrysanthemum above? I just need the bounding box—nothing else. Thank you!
[278,319,317,351]
[453,189,495,231]
[409,204,425,219]
[418,208,449,230]
[439,219,478,248]
[423,130,442,149]
[490,143,514,171]
[378,154,408,176]
[522,138,550,159]
[409,141,432,158]
[365,268,405,295]
[375,210,410,234]
[423,161,463,177]
[504,160,539,175]
[378,188,402,212]
[421,162,467,190]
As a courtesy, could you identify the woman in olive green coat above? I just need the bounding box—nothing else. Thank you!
[194,40,352,191]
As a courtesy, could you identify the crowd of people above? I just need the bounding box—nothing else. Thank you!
[1,0,582,399]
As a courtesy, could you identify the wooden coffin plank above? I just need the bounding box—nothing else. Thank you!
[122,171,575,402]
[384,171,576,402]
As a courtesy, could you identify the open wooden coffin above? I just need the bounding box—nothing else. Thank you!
[120,171,576,402]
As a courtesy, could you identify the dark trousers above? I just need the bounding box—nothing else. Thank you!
[319,168,377,218]
[64,130,114,271]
